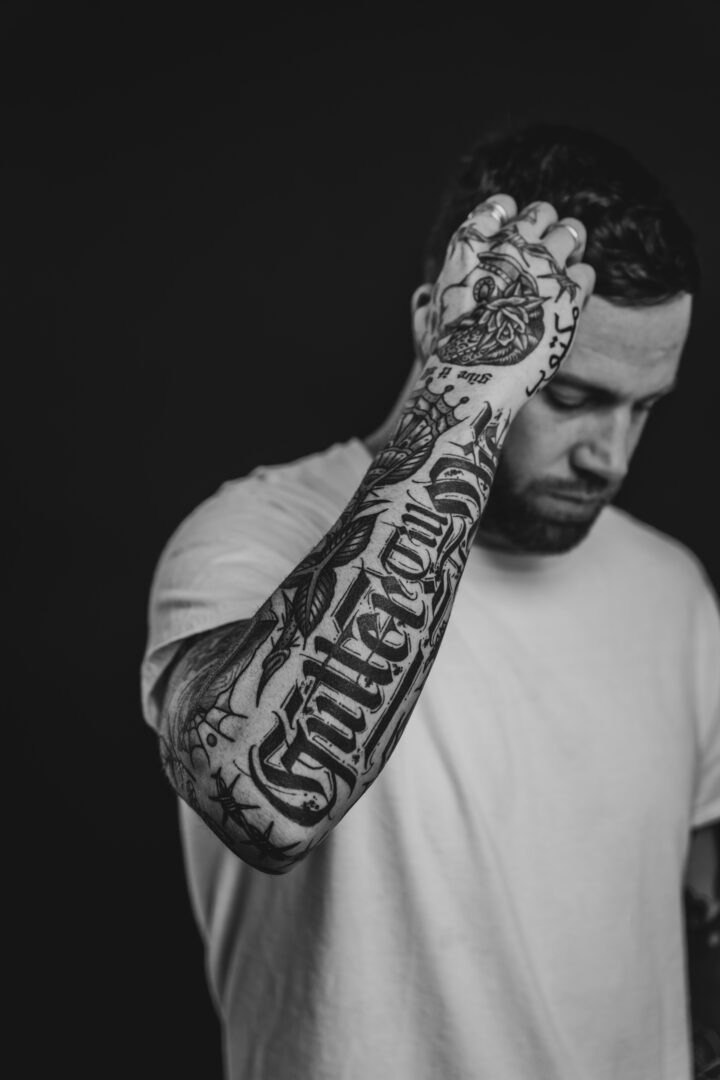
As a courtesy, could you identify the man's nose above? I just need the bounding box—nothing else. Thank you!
[570,410,634,484]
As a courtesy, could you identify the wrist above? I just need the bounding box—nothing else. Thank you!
[413,359,529,423]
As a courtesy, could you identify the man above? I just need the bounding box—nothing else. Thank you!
[141,124,719,1079]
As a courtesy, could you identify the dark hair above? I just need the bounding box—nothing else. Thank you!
[423,123,700,305]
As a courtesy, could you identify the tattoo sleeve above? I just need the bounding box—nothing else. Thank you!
[158,205,584,872]
[159,372,515,872]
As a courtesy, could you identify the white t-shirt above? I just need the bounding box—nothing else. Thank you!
[141,439,720,1080]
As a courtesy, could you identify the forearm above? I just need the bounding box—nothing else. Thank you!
[160,369,516,872]
[158,192,592,873]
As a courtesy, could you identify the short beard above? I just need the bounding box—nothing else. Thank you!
[478,478,607,555]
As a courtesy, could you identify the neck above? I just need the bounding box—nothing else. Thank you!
[362,359,423,458]
[473,526,518,553]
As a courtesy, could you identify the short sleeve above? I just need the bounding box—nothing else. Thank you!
[691,575,720,829]
[139,439,370,733]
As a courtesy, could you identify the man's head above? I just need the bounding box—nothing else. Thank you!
[419,124,699,554]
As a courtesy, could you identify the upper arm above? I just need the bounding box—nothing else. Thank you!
[155,611,312,873]
[685,822,719,906]
[158,618,257,759]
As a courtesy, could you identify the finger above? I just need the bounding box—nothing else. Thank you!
[465,192,517,237]
[542,217,587,265]
[567,235,588,267]
[566,262,596,309]
[512,200,558,240]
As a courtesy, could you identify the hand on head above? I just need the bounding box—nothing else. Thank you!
[416,193,596,403]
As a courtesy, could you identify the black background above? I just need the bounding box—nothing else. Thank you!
[5,2,719,1076]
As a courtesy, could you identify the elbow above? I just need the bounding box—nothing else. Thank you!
[237,847,308,876]
[212,815,315,876]
[171,784,315,876]
[158,733,319,875]
[227,811,320,875]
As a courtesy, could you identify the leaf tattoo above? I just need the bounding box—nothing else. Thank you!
[293,567,337,637]
[257,513,380,700]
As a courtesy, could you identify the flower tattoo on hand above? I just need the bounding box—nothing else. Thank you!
[437,252,546,367]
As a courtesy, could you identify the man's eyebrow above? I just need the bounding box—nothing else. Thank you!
[549,373,678,402]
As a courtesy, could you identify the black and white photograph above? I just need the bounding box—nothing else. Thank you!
[6,3,719,1077]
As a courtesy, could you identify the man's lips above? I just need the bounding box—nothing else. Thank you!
[533,484,616,516]
[544,491,606,505]
[535,480,619,504]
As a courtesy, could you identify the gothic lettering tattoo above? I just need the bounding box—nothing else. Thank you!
[160,204,583,870]
[162,387,509,869]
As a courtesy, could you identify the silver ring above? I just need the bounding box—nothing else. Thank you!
[485,201,509,227]
[465,200,510,226]
[556,222,582,249]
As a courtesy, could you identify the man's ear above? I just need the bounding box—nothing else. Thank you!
[410,283,434,373]
[361,287,434,455]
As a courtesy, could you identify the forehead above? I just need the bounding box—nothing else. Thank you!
[563,294,692,394]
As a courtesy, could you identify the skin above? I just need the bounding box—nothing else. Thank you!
[477,293,693,552]
[158,192,716,1071]
[159,193,601,871]
[367,291,692,554]
[157,190,715,1071]
[159,195,703,881]
[370,284,717,1073]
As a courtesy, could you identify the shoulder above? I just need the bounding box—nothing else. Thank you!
[147,437,372,633]
[599,505,715,604]
[588,506,719,656]
[248,437,371,510]
[599,506,720,729]
[141,439,371,722]
[165,438,371,561]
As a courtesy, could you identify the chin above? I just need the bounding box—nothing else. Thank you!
[506,517,597,554]
[480,495,604,555]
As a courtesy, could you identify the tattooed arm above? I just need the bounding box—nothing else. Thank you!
[158,194,595,873]
[685,823,720,1078]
